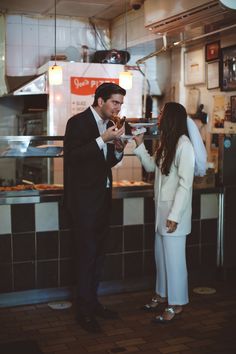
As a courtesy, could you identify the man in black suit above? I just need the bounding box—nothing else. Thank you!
[64,83,126,333]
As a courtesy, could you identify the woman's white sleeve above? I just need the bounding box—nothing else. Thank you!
[133,143,156,172]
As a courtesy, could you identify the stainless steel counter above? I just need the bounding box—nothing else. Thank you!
[0,189,63,204]
[0,185,221,204]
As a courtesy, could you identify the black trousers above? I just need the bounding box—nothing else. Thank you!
[71,189,111,315]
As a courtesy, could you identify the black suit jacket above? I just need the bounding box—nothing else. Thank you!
[63,107,122,220]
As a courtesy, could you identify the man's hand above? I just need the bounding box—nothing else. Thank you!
[114,138,127,152]
[101,125,125,143]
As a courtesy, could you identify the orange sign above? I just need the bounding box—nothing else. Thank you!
[71,77,119,95]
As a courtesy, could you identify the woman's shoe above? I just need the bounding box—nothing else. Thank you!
[142,295,167,311]
[151,306,182,324]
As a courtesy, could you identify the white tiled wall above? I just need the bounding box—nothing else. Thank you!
[112,140,142,182]
[0,205,11,234]
[35,202,59,232]
[123,197,144,225]
[200,194,219,220]
[6,15,110,76]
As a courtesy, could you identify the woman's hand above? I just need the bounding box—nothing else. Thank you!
[166,219,178,233]
[133,132,144,147]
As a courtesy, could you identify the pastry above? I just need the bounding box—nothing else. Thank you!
[111,115,126,129]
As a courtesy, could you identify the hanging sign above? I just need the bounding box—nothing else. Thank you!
[71,77,119,95]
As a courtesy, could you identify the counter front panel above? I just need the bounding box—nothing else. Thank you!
[0,187,220,307]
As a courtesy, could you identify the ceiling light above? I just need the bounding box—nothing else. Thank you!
[49,65,63,85]
[119,69,133,90]
[219,0,236,10]
[49,0,62,85]
[119,0,132,90]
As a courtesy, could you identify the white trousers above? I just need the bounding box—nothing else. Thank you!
[155,231,189,305]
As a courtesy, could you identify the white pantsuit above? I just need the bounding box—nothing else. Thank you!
[155,232,188,305]
[134,135,195,306]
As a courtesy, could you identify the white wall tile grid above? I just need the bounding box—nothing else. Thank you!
[6,15,110,76]
[0,205,11,234]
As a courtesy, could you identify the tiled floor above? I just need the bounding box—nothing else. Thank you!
[0,278,236,354]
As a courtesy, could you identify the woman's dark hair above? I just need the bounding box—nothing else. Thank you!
[156,102,189,176]
[92,83,126,106]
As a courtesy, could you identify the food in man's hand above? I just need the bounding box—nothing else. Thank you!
[111,115,126,129]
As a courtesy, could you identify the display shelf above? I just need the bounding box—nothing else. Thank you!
[0,136,63,157]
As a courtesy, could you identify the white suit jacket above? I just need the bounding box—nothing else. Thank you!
[134,135,195,236]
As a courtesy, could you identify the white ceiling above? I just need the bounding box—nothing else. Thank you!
[0,0,132,20]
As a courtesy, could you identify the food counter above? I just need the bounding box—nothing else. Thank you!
[0,184,63,204]
[0,181,221,307]
[0,133,225,307]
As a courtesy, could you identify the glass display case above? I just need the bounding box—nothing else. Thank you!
[0,136,63,190]
[0,133,158,203]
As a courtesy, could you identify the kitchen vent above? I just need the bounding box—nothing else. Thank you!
[12,74,48,96]
[144,0,233,34]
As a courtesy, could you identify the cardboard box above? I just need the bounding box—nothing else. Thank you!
[193,169,215,189]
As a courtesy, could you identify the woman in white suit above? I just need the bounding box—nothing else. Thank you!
[133,102,195,323]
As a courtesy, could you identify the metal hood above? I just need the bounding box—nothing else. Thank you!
[8,73,48,96]
[144,0,236,39]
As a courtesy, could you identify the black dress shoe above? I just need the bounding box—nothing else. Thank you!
[94,304,118,319]
[77,314,101,333]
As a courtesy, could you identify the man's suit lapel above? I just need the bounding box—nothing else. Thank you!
[84,107,100,138]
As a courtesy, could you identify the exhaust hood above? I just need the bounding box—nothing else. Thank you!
[144,0,236,38]
[8,73,48,96]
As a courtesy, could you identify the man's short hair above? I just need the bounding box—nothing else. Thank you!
[93,83,126,106]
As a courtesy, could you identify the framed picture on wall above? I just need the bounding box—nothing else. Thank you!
[220,45,236,91]
[205,41,220,62]
[184,48,205,85]
[207,61,220,89]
